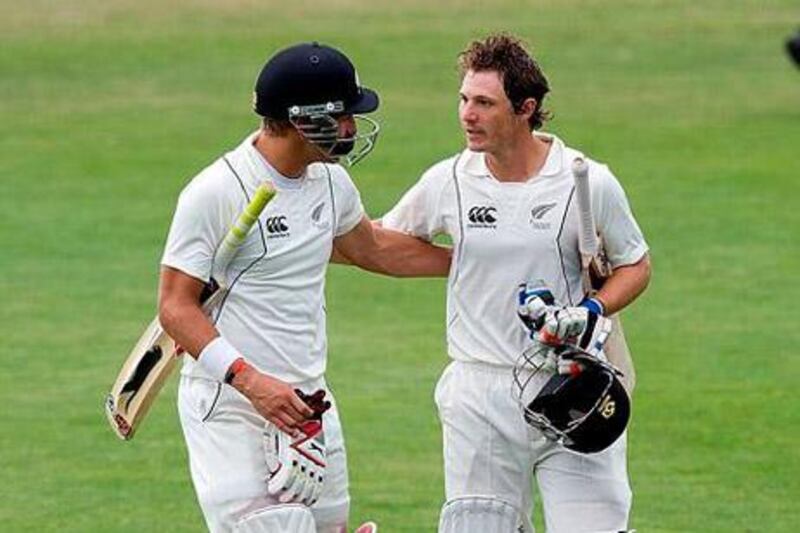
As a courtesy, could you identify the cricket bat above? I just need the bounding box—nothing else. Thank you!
[105,183,276,440]
[572,157,636,395]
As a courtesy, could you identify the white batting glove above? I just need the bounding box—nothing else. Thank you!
[539,306,613,359]
[517,283,556,335]
[263,390,330,506]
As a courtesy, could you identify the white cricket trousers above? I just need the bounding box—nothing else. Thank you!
[434,360,632,533]
[178,375,350,533]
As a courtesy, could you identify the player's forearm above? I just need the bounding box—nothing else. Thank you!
[158,266,221,358]
[595,254,651,315]
[368,226,451,277]
[334,217,451,277]
[329,245,353,265]
[158,297,220,358]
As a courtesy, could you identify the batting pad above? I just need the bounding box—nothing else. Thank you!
[439,496,527,533]
[234,504,316,533]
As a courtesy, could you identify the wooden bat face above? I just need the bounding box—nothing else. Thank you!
[104,183,275,441]
[105,317,179,440]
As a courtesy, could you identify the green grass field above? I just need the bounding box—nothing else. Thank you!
[2,0,798,531]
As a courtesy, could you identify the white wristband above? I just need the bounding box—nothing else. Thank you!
[198,336,241,382]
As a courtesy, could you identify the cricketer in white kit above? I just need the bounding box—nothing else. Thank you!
[159,42,450,533]
[164,134,359,530]
[381,34,650,532]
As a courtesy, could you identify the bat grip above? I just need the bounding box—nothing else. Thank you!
[572,158,599,257]
[212,184,276,280]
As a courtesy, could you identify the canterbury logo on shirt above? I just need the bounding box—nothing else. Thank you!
[266,215,289,235]
[467,206,497,228]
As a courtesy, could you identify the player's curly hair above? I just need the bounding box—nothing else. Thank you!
[458,33,552,131]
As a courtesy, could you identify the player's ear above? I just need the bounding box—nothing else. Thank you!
[517,97,537,122]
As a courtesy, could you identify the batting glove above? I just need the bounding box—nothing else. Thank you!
[264,389,331,506]
[540,306,613,359]
[517,283,556,334]
[578,296,605,317]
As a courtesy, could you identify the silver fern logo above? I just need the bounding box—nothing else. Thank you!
[311,202,330,229]
[529,202,557,230]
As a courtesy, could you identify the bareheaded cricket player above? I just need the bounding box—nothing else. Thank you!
[380,33,651,532]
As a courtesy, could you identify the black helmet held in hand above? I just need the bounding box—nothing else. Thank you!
[513,343,630,454]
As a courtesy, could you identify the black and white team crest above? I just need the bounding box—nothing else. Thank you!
[529,202,557,230]
[266,215,290,238]
[467,206,498,228]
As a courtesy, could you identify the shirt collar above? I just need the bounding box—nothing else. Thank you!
[238,131,306,190]
[458,132,566,180]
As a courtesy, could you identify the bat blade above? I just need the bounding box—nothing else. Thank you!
[105,183,276,440]
[105,317,179,440]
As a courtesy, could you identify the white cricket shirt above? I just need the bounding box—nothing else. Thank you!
[161,132,364,382]
[382,133,648,367]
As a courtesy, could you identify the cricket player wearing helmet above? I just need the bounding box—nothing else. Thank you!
[159,42,449,532]
[380,34,651,532]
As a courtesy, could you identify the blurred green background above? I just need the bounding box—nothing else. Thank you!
[1,0,798,531]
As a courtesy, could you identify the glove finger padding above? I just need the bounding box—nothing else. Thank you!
[264,421,326,506]
[517,283,556,334]
[264,425,293,496]
[264,393,329,507]
[540,307,613,359]
[540,307,586,344]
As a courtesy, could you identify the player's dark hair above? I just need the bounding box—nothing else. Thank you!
[458,33,552,130]
[262,117,293,136]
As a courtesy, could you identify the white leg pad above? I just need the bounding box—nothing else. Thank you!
[234,504,317,533]
[438,496,526,533]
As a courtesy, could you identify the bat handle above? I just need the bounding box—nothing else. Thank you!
[572,157,599,257]
[212,183,276,284]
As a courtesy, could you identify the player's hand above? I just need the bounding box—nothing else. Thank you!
[231,367,315,436]
[539,306,613,358]
[264,391,329,506]
[517,283,556,334]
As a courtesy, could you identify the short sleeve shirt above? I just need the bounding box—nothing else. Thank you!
[162,132,364,382]
[382,133,648,366]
